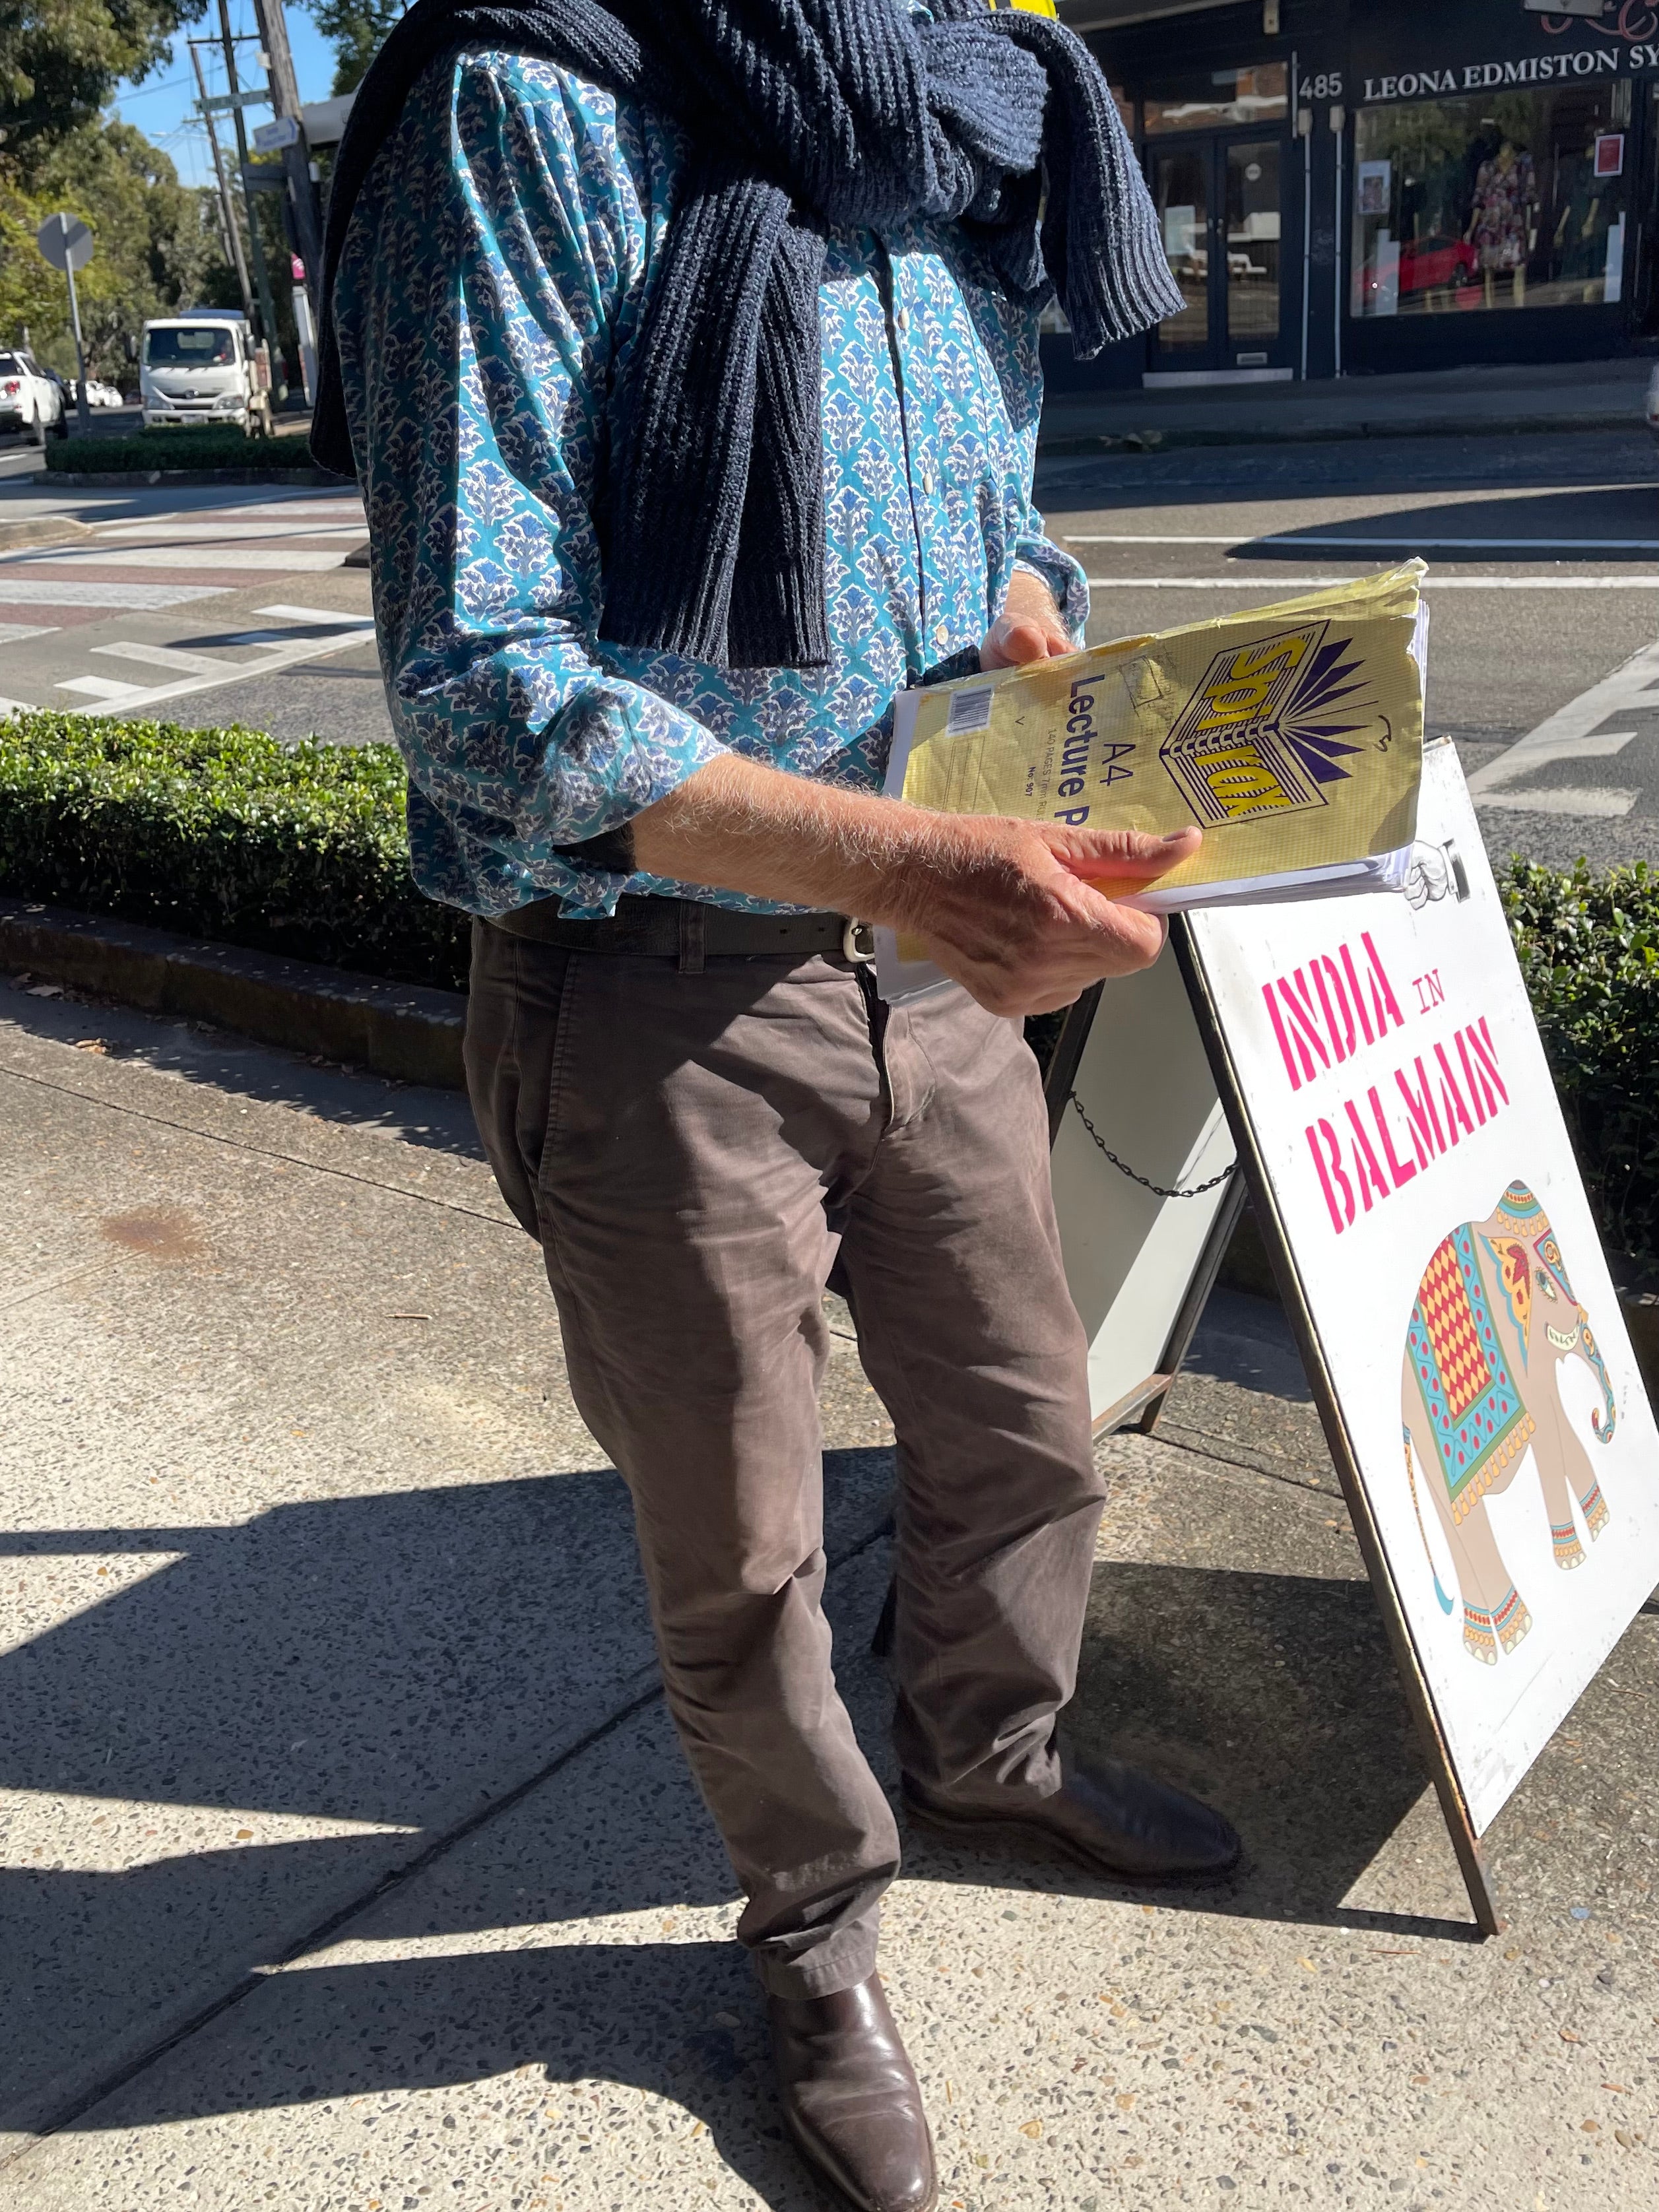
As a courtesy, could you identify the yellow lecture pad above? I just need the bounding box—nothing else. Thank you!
[889,564,1427,909]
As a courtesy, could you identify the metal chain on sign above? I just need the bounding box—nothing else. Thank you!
[1066,1092,1237,1200]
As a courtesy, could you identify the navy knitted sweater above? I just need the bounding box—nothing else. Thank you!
[312,0,1180,669]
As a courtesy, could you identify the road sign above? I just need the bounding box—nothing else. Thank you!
[36,213,92,273]
[253,115,299,152]
[36,214,95,434]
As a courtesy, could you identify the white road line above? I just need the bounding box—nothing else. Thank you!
[1066,534,1659,551]
[93,523,368,544]
[2,545,350,573]
[1082,575,1659,589]
[63,625,381,717]
[0,581,226,609]
[0,624,56,645]
[0,697,35,716]
[93,641,257,678]
[57,674,152,702]
[1467,640,1659,798]
[255,603,376,628]
[1475,788,1639,818]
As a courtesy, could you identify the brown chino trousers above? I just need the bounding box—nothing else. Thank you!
[465,922,1104,1999]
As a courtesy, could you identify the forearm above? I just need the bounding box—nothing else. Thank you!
[628,753,941,927]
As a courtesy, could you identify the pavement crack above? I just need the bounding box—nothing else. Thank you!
[1142,1418,1338,1502]
[0,1057,513,1228]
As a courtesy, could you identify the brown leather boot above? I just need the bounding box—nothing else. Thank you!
[767,1975,937,2212]
[904,1747,1241,1881]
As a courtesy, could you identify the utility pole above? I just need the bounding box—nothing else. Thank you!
[189,40,255,324]
[216,2,282,369]
[251,0,322,317]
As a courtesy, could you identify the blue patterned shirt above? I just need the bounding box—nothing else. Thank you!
[334,46,1090,918]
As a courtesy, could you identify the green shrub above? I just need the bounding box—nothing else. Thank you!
[46,426,317,473]
[0,713,467,989]
[0,710,1654,1272]
[1501,857,1659,1281]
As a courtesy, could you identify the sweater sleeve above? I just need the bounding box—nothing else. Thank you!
[335,52,726,919]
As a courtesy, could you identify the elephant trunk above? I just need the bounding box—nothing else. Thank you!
[1581,1309,1617,1441]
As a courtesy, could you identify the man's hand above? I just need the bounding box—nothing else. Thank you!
[980,566,1074,669]
[886,816,1200,1016]
[628,564,1202,1019]
[630,753,1200,1019]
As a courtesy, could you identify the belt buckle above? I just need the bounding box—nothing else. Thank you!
[841,918,876,965]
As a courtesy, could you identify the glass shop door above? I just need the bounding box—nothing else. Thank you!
[1148,133,1289,375]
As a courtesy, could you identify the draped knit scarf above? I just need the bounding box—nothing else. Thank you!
[311,0,1181,670]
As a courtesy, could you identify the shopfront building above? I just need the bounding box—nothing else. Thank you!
[1051,0,1659,387]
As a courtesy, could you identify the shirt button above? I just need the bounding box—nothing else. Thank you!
[921,470,934,495]
[934,624,950,645]
[895,308,911,333]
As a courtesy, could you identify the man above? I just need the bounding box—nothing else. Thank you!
[320,4,1239,2205]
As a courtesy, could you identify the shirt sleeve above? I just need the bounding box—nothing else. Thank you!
[337,55,726,918]
[1012,505,1090,647]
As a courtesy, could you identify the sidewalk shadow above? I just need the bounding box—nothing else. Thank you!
[1232,482,1659,564]
[59,1936,838,2209]
[0,1450,896,2131]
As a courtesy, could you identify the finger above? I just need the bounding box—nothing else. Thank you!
[981,615,1070,670]
[1054,829,1202,884]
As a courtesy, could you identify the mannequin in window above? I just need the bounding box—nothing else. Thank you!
[1467,139,1536,308]
[1553,152,1605,304]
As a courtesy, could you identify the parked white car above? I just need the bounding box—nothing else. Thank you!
[0,349,68,443]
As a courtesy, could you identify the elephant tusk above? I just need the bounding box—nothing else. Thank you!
[1545,1323,1579,1351]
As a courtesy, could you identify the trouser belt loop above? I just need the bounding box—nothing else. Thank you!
[678,900,707,975]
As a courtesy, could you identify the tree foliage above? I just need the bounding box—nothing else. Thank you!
[308,0,405,96]
[0,0,207,171]
[1,119,232,379]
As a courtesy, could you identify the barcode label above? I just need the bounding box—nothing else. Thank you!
[946,684,994,735]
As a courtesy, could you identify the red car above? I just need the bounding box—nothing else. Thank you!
[1361,232,1481,309]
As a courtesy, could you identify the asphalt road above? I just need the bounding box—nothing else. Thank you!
[1038,428,1659,874]
[4,425,1658,870]
[0,475,391,745]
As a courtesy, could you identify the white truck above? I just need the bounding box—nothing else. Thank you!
[140,311,273,435]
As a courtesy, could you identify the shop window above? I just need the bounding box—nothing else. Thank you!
[1142,63,1287,137]
[1351,84,1633,319]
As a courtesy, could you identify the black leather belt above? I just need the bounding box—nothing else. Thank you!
[487,893,874,968]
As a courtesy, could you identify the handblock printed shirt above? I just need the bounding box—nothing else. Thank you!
[333,48,1091,918]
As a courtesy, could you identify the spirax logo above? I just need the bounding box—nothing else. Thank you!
[1159,622,1379,826]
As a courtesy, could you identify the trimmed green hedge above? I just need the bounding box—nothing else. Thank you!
[1501,857,1659,1282]
[46,426,316,473]
[0,712,1652,1273]
[0,714,467,989]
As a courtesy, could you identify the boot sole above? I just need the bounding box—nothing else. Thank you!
[903,1796,1242,1885]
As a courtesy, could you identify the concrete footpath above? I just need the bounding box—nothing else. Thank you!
[1039,356,1654,455]
[1,975,1656,2212]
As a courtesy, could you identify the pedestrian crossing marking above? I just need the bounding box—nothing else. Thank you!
[57,674,152,702]
[7,546,352,573]
[0,581,226,610]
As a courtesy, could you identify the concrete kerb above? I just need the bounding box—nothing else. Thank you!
[0,899,463,1090]
[1035,405,1643,459]
[7,894,1653,1406]
[31,466,335,489]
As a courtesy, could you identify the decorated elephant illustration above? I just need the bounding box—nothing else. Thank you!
[1400,1181,1617,1665]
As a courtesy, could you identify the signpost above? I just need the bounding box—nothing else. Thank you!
[1046,740,1659,1932]
[35,214,93,437]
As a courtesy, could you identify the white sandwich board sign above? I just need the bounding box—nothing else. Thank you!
[1049,740,1659,1928]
